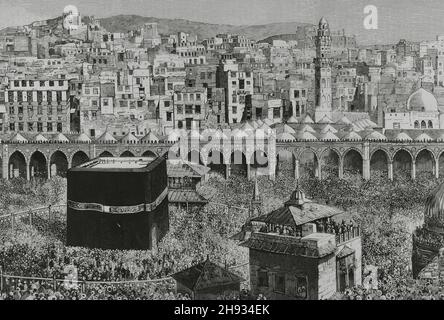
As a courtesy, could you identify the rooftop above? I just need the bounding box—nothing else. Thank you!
[75,157,157,170]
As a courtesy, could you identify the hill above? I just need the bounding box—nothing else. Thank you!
[258,34,299,45]
[99,15,311,41]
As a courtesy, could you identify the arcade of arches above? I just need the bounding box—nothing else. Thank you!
[3,145,444,182]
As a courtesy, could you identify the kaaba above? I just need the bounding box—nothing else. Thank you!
[66,157,169,250]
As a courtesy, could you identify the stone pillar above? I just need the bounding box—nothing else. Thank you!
[317,160,322,180]
[338,158,344,179]
[47,162,51,180]
[247,164,252,181]
[412,160,416,181]
[90,144,97,159]
[294,159,300,180]
[363,141,370,180]
[26,164,30,181]
[2,144,9,180]
[363,159,370,180]
[225,165,231,179]
[435,158,440,179]
[388,161,394,181]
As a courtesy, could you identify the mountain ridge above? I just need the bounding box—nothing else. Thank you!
[98,14,312,41]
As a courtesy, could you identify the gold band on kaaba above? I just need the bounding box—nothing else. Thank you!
[67,187,168,214]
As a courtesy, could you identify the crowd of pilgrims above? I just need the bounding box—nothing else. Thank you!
[259,218,359,238]
[414,227,444,248]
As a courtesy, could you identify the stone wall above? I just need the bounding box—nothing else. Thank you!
[249,249,319,300]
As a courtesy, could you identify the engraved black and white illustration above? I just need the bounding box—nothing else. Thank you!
[0,0,443,302]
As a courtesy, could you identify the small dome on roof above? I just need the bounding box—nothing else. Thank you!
[407,88,438,113]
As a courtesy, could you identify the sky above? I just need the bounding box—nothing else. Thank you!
[1,0,444,44]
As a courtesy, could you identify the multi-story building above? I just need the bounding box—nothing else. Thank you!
[237,184,362,300]
[173,86,208,129]
[185,64,218,98]
[4,76,71,133]
[216,60,254,124]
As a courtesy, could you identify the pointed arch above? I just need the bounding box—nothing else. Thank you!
[9,151,27,179]
[29,151,48,179]
[50,150,68,178]
[71,151,90,168]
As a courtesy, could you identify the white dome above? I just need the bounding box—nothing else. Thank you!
[407,88,438,112]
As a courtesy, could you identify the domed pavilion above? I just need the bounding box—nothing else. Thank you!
[412,183,444,278]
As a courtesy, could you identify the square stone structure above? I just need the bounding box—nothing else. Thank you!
[238,185,362,300]
[66,157,169,250]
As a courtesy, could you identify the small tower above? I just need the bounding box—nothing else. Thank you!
[249,176,262,218]
[314,17,333,122]
[284,180,308,209]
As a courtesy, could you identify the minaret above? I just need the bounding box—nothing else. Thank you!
[249,176,262,218]
[314,17,333,122]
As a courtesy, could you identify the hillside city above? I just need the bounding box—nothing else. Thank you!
[3,7,444,301]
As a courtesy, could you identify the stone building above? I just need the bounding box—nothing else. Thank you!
[384,87,444,130]
[216,59,254,124]
[4,76,71,133]
[167,159,209,209]
[173,86,208,130]
[237,183,362,300]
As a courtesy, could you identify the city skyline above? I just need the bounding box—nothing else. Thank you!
[2,0,444,44]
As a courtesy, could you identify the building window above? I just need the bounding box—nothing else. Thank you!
[258,271,269,287]
[18,123,23,131]
[275,274,286,294]
[28,122,34,132]
[37,105,43,115]
[37,122,43,132]
[421,120,427,129]
[57,105,63,113]
[232,106,237,114]
[49,81,54,87]
[177,120,183,129]
[195,105,201,114]
[428,120,433,128]
[93,88,99,95]
[177,105,183,114]
[176,94,182,101]
[57,123,62,132]
[9,123,15,131]
[166,112,172,121]
[47,122,53,132]
[200,72,206,80]
[185,105,193,114]
[103,99,109,107]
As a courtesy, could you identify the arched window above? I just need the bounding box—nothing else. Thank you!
[428,120,433,129]
[421,121,427,129]
[414,121,420,129]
